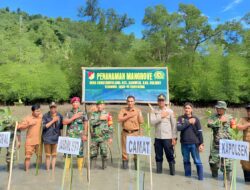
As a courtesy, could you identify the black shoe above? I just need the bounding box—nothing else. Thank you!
[122,160,128,169]
[102,159,107,170]
[156,162,162,174]
[169,162,175,176]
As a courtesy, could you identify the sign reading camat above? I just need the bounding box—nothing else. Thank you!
[126,136,151,156]
[219,139,249,161]
[0,132,11,147]
[57,137,81,155]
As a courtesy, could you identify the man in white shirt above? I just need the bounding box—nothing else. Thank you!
[150,94,177,175]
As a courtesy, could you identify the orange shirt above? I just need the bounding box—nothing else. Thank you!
[18,114,42,146]
[118,107,144,131]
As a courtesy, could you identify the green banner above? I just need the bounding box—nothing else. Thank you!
[82,67,169,103]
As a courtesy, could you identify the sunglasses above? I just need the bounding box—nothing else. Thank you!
[158,99,165,102]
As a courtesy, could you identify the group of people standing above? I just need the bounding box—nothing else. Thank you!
[0,95,250,184]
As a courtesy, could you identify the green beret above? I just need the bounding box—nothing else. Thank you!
[96,100,105,105]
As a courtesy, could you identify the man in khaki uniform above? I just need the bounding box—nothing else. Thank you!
[118,95,144,169]
[237,104,250,182]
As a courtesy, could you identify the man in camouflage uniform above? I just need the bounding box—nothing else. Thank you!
[90,100,113,169]
[0,108,20,171]
[207,101,233,180]
[63,97,88,173]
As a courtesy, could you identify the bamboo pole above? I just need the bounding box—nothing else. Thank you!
[147,113,153,190]
[117,123,121,190]
[7,121,18,190]
[61,154,68,190]
[137,156,140,190]
[224,158,228,190]
[35,121,43,176]
[87,120,90,184]
[69,156,73,190]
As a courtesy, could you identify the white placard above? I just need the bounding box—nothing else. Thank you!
[126,136,151,156]
[219,139,249,161]
[0,132,11,147]
[57,137,81,155]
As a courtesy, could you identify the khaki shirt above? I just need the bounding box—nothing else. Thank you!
[150,107,177,139]
[18,114,42,145]
[118,107,144,131]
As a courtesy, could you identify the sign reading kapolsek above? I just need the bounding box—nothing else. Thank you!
[219,139,249,161]
[0,132,11,147]
[126,136,151,156]
[57,137,81,155]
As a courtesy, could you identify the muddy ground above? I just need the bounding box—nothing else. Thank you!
[0,104,249,190]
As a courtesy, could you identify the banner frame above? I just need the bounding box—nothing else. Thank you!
[81,67,169,104]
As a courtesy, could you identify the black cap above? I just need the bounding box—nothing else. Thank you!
[246,104,250,109]
[157,94,166,100]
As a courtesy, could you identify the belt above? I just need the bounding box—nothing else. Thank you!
[123,129,139,134]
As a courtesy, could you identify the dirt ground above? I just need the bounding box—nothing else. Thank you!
[0,104,249,190]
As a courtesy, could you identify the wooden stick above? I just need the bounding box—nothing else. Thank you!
[15,137,20,162]
[117,123,121,190]
[147,113,153,190]
[35,121,43,176]
[61,154,68,190]
[69,156,73,190]
[137,156,140,190]
[7,121,18,190]
[148,103,154,111]
[87,120,90,184]
[224,158,228,190]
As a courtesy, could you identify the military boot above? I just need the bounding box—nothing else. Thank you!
[102,158,107,170]
[210,163,218,178]
[223,172,231,187]
[122,160,128,169]
[6,162,10,172]
[90,157,97,169]
[169,162,175,176]
[156,162,162,174]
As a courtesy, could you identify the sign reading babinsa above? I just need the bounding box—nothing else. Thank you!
[82,67,169,103]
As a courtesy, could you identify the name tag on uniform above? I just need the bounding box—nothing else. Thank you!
[0,132,11,147]
[126,136,151,156]
[57,137,81,155]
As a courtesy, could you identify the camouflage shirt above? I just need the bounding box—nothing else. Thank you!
[65,109,88,138]
[90,110,113,142]
[207,113,233,149]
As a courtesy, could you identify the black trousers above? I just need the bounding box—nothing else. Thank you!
[154,138,175,163]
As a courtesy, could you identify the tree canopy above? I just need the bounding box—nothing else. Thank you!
[0,2,249,104]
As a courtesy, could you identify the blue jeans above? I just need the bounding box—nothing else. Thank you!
[181,144,202,165]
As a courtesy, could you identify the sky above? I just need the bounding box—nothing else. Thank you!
[0,0,249,38]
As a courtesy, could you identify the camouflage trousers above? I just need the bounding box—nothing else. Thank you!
[0,140,17,164]
[209,146,232,172]
[90,141,108,160]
